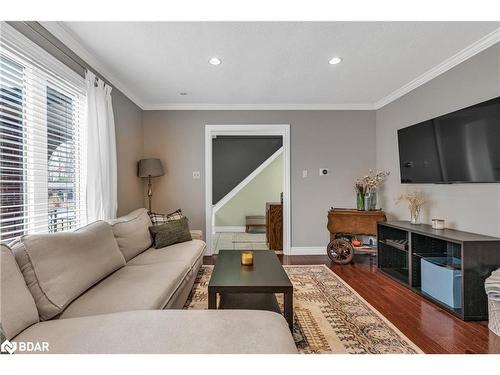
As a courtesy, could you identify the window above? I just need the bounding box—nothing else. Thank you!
[0,23,87,243]
[0,56,24,241]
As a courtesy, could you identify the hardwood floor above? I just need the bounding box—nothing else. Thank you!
[203,254,500,354]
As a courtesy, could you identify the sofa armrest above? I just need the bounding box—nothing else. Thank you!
[190,230,203,241]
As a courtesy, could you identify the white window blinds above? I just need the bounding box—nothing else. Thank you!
[0,23,87,243]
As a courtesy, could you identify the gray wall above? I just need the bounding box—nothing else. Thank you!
[27,21,500,240]
[142,110,376,247]
[376,43,500,237]
[213,136,282,203]
[112,90,144,216]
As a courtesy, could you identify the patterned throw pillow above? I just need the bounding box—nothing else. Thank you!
[148,209,183,226]
[149,217,192,249]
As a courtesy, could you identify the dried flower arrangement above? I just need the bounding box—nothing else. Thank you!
[354,170,390,210]
[355,170,390,193]
[397,190,426,224]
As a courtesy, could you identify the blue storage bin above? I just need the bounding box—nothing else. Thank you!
[421,257,462,308]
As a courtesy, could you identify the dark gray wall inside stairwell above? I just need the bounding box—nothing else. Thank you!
[212,136,283,204]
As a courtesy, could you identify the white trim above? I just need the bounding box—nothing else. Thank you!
[214,226,246,233]
[205,124,291,256]
[213,147,283,214]
[143,103,375,111]
[290,247,326,256]
[374,27,500,109]
[40,21,146,109]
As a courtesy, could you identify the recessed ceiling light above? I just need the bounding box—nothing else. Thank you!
[209,57,222,66]
[179,92,188,96]
[329,57,343,65]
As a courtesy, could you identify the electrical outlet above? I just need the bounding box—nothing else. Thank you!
[192,171,201,179]
[302,169,308,178]
[319,168,329,176]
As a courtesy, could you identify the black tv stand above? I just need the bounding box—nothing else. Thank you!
[377,221,500,321]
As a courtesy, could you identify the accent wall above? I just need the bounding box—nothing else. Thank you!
[376,43,500,237]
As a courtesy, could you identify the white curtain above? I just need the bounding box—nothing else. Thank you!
[86,70,118,222]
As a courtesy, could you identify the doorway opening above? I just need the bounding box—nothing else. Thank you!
[204,125,290,255]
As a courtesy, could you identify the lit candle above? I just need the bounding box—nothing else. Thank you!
[241,251,254,266]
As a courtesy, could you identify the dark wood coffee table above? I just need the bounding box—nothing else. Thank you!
[208,250,294,330]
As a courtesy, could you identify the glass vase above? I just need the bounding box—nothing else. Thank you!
[410,208,421,224]
[364,191,377,211]
[356,192,365,210]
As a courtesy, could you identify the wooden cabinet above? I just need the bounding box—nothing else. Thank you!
[266,202,283,250]
[327,208,386,241]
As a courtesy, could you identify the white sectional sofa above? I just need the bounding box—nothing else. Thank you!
[0,208,296,354]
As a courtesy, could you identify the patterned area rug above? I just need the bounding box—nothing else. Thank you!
[184,265,423,354]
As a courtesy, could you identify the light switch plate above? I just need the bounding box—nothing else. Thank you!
[192,171,201,179]
[302,169,308,178]
[319,168,329,176]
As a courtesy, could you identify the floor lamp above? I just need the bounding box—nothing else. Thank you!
[138,158,164,212]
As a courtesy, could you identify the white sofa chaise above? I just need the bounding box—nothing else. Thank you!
[0,208,296,354]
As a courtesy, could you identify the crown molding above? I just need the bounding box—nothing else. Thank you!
[142,103,376,110]
[39,21,146,109]
[39,22,499,112]
[374,27,500,110]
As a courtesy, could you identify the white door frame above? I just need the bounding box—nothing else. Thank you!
[205,124,291,255]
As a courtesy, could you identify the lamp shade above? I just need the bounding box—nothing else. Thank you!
[138,158,164,177]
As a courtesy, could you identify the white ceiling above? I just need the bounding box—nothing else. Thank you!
[42,22,500,110]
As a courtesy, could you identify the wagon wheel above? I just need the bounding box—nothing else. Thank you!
[327,239,354,265]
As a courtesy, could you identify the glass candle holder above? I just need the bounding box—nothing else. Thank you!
[432,219,445,230]
[241,251,254,266]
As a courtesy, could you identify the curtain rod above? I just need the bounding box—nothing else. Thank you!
[7,21,114,88]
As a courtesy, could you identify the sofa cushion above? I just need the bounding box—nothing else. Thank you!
[60,262,189,319]
[12,221,126,321]
[1,244,39,340]
[109,208,153,261]
[149,217,192,249]
[14,310,297,353]
[127,239,206,269]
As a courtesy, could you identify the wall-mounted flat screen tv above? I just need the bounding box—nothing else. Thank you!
[398,96,500,183]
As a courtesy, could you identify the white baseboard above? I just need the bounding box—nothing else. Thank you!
[290,246,326,256]
[214,226,246,233]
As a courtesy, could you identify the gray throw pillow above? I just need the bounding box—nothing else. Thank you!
[149,217,192,248]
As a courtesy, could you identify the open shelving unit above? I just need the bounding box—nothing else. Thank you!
[377,221,500,321]
[378,226,409,284]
